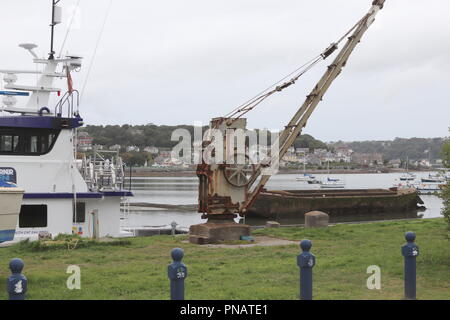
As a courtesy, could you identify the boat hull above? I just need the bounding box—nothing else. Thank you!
[248,188,423,219]
[0,188,24,242]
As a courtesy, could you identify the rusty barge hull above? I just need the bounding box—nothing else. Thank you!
[248,188,424,219]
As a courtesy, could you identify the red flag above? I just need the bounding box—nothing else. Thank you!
[66,67,74,93]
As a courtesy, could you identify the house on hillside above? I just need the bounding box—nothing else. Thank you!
[126,145,140,152]
[352,153,383,166]
[144,146,159,154]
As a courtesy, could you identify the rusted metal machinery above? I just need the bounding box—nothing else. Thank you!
[190,0,386,244]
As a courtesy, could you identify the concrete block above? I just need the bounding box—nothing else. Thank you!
[265,221,281,228]
[189,222,250,244]
[305,211,329,228]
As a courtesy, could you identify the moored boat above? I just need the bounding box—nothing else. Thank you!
[421,173,445,183]
[320,177,345,189]
[0,1,133,241]
[400,173,416,181]
[0,181,24,242]
[296,173,321,185]
[248,188,424,219]
[413,182,444,195]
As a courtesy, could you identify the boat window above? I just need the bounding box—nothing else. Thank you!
[0,135,13,152]
[30,136,38,153]
[19,205,48,228]
[73,202,86,223]
[0,128,60,155]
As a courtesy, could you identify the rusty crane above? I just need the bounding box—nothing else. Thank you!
[190,0,386,244]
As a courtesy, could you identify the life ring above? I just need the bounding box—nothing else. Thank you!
[38,107,51,116]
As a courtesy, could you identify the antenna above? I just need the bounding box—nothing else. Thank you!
[49,0,62,60]
[19,43,39,59]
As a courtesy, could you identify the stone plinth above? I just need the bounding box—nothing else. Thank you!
[265,221,280,228]
[189,221,250,244]
[305,211,329,228]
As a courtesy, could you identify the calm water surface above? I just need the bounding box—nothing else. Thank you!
[122,172,444,229]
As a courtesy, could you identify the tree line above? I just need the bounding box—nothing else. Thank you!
[80,124,329,152]
[330,137,446,161]
[81,124,446,161]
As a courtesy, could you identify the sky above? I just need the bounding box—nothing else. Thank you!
[0,0,449,142]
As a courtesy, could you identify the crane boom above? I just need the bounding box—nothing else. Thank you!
[191,0,386,244]
[240,0,386,213]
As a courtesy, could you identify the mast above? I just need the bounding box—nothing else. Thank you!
[49,0,62,60]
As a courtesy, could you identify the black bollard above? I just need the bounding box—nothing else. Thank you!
[297,239,315,300]
[7,258,27,300]
[167,248,187,300]
[402,231,419,300]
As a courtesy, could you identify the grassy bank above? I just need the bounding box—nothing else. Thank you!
[0,218,448,300]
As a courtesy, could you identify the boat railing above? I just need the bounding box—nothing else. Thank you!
[54,90,79,118]
[80,149,126,192]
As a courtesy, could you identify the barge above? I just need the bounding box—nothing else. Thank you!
[248,188,424,219]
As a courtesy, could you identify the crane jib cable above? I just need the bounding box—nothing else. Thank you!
[223,13,368,122]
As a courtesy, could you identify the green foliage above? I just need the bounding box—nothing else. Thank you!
[439,136,450,229]
[81,124,200,150]
[331,137,445,161]
[13,235,131,252]
[82,124,329,151]
[121,151,151,167]
[294,134,329,151]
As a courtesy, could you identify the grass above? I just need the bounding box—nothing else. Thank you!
[0,218,448,300]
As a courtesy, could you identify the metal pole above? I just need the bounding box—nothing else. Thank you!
[129,164,132,191]
[402,232,419,300]
[297,239,315,300]
[49,0,56,59]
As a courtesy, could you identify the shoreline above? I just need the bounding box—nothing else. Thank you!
[125,168,440,178]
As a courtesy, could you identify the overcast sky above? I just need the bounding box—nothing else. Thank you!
[1,0,449,142]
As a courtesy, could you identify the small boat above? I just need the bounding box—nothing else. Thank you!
[296,173,321,184]
[400,173,416,181]
[320,177,345,189]
[320,161,345,188]
[400,157,415,181]
[296,163,320,184]
[296,173,315,181]
[414,182,444,195]
[307,178,322,185]
[421,173,445,183]
[0,181,24,243]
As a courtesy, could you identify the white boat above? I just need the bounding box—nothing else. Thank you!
[320,161,345,188]
[413,182,444,195]
[320,177,345,189]
[296,173,321,184]
[421,173,445,183]
[296,163,321,184]
[0,181,24,242]
[0,2,133,242]
[400,157,415,181]
[400,173,416,181]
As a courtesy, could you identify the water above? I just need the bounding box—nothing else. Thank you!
[121,172,444,229]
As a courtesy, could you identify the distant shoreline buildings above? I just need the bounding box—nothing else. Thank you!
[76,131,443,168]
